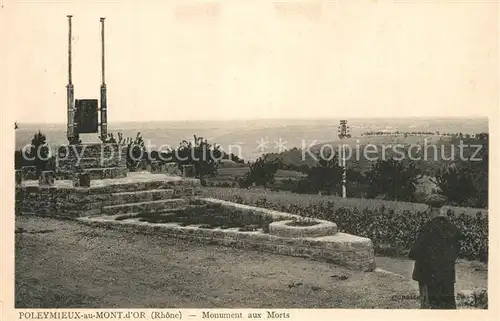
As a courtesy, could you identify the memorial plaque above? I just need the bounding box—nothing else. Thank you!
[74,99,99,134]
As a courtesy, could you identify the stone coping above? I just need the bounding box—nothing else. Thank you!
[269,220,338,238]
[200,197,302,220]
[77,215,375,271]
[19,172,200,190]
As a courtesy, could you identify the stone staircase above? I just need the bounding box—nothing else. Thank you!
[16,172,202,219]
[104,189,175,206]
[103,199,189,215]
[94,178,200,218]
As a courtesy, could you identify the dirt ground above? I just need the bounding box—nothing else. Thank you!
[15,216,487,309]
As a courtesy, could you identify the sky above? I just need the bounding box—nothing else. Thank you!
[4,0,498,123]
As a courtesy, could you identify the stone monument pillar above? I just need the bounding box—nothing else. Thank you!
[66,15,75,144]
[100,17,108,141]
[57,16,128,185]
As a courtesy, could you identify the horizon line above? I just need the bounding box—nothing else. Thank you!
[14,115,489,125]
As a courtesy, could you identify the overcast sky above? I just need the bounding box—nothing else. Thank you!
[5,0,498,123]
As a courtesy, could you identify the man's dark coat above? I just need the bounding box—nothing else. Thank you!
[409,216,462,284]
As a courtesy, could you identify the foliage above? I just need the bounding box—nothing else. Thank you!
[433,134,488,208]
[205,188,488,262]
[239,157,282,188]
[434,166,477,207]
[14,131,55,175]
[304,151,343,195]
[99,132,146,171]
[15,131,57,174]
[174,135,221,179]
[222,152,245,164]
[365,158,421,202]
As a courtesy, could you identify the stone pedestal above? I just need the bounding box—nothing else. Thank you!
[21,166,37,180]
[73,173,91,187]
[56,143,128,180]
[147,161,183,176]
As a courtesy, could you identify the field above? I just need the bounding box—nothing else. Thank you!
[208,167,307,185]
[15,216,487,309]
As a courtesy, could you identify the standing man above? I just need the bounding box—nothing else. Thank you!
[408,194,463,309]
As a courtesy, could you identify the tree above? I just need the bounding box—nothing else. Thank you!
[365,158,421,201]
[434,133,488,208]
[434,166,477,207]
[29,131,51,175]
[240,157,281,188]
[305,151,343,195]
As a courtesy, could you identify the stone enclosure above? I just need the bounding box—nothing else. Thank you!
[15,143,376,271]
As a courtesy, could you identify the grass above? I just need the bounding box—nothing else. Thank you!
[204,187,487,218]
[211,168,307,184]
[15,216,487,308]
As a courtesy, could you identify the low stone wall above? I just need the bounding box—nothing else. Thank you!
[77,216,375,272]
[201,198,300,220]
[15,178,202,218]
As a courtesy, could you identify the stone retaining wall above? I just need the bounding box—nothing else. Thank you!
[78,216,376,272]
[15,178,202,218]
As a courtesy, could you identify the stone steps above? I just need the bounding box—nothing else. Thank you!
[58,157,125,169]
[111,204,210,220]
[102,199,189,215]
[104,189,175,206]
[57,167,128,180]
[84,179,199,196]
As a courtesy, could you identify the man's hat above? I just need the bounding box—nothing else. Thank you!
[423,194,448,208]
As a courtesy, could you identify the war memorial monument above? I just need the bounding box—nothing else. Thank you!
[14,15,376,273]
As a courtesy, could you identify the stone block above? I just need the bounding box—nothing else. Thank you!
[73,173,91,187]
[21,166,37,180]
[15,170,22,186]
[39,171,55,187]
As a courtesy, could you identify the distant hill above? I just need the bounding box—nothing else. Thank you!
[260,134,487,175]
[15,118,488,161]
